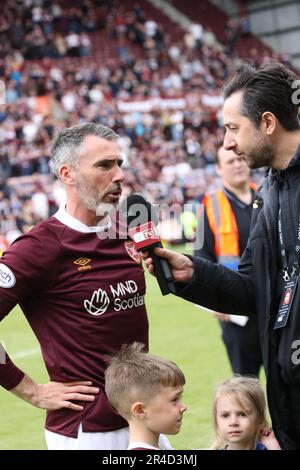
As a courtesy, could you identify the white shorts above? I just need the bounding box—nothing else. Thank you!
[45,424,173,450]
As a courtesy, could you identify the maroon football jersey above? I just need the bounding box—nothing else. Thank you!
[0,206,148,437]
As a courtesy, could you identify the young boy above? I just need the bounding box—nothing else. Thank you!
[105,342,187,450]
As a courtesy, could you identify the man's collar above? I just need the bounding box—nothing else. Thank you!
[54,205,112,233]
[223,186,254,208]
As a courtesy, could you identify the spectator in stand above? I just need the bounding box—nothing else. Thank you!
[225,19,239,57]
[189,23,203,50]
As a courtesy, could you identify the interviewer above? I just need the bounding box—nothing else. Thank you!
[144,61,300,450]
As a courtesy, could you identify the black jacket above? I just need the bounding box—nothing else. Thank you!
[178,145,300,449]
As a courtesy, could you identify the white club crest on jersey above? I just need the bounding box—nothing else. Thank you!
[0,263,16,288]
[124,241,141,264]
[84,288,110,316]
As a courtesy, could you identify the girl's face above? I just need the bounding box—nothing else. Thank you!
[216,394,262,450]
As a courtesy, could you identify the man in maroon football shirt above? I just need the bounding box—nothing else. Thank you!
[0,123,171,450]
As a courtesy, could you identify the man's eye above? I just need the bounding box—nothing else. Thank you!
[97,162,112,168]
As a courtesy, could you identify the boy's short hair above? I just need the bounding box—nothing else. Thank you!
[105,342,185,420]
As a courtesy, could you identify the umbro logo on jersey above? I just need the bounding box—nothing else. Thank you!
[74,257,91,266]
[74,257,92,271]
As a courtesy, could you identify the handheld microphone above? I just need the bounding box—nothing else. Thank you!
[120,194,176,296]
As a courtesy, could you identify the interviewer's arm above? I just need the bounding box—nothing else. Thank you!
[177,255,254,315]
[143,247,254,315]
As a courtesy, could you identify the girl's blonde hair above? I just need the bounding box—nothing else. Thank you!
[211,376,267,449]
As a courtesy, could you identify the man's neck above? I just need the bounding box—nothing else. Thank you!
[65,202,108,227]
[271,131,300,170]
[224,182,252,205]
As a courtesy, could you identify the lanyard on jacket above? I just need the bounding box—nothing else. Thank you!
[278,191,300,281]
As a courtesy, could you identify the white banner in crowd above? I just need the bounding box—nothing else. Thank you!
[117,94,223,113]
[117,97,186,113]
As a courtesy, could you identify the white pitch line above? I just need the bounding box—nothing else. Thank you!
[12,347,40,359]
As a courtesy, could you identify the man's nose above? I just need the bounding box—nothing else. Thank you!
[113,165,124,183]
[223,133,236,151]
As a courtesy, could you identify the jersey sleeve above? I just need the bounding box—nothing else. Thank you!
[0,224,60,390]
[0,224,60,319]
[0,343,25,390]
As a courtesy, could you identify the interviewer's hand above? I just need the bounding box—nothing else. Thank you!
[12,374,99,411]
[142,247,194,283]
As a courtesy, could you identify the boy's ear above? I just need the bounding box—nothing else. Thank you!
[131,401,147,419]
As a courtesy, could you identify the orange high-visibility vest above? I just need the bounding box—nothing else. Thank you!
[203,184,256,270]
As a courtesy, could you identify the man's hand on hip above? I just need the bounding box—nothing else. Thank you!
[11,374,99,411]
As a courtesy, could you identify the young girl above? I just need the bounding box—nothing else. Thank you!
[211,376,281,450]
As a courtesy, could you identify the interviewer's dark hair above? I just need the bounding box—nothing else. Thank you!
[223,61,299,131]
[105,342,185,420]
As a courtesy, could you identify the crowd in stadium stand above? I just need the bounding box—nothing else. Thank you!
[0,0,295,250]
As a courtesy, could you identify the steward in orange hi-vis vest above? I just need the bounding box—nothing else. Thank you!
[202,182,257,271]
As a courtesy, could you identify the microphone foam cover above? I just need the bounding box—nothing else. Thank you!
[120,194,159,226]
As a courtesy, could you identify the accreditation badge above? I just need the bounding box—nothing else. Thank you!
[274,275,298,329]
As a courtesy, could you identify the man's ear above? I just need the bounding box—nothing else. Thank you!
[131,401,147,419]
[260,111,276,136]
[59,165,76,186]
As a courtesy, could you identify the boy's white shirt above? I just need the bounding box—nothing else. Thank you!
[127,442,160,450]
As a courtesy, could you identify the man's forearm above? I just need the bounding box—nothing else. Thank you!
[11,373,39,406]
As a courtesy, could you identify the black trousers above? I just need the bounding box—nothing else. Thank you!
[220,315,262,376]
[283,384,300,448]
